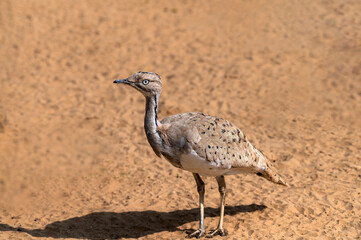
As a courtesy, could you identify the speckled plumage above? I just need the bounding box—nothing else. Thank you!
[114,72,288,238]
[158,112,287,184]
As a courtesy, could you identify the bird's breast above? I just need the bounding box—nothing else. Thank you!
[180,150,242,177]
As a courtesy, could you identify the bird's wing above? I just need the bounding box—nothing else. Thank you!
[160,112,288,185]
[160,112,255,169]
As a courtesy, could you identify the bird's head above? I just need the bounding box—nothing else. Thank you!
[113,71,162,97]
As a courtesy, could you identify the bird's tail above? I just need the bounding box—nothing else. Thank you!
[251,143,289,186]
[263,164,289,186]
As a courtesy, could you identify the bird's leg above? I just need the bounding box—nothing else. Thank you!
[207,175,228,238]
[187,173,206,238]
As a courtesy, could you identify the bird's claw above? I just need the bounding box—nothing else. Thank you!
[186,229,206,238]
[206,228,228,238]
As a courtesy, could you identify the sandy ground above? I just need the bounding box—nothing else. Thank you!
[0,0,360,239]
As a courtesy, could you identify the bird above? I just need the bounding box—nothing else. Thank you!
[113,71,288,238]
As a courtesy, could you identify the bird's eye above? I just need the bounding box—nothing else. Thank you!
[142,79,149,85]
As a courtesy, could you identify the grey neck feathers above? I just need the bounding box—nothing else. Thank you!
[144,94,162,157]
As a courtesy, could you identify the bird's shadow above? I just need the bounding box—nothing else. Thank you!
[0,204,266,239]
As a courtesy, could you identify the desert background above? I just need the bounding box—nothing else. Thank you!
[0,0,360,239]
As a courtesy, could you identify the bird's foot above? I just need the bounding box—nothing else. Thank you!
[206,228,228,238]
[186,228,206,238]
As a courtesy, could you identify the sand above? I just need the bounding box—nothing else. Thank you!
[0,0,360,239]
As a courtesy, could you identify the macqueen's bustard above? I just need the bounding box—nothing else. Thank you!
[113,72,288,238]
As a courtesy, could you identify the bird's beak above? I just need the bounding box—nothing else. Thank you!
[113,78,130,84]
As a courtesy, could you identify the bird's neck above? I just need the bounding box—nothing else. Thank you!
[145,94,160,131]
[144,94,162,157]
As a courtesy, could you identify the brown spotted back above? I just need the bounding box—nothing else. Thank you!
[159,112,287,185]
[161,112,257,169]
